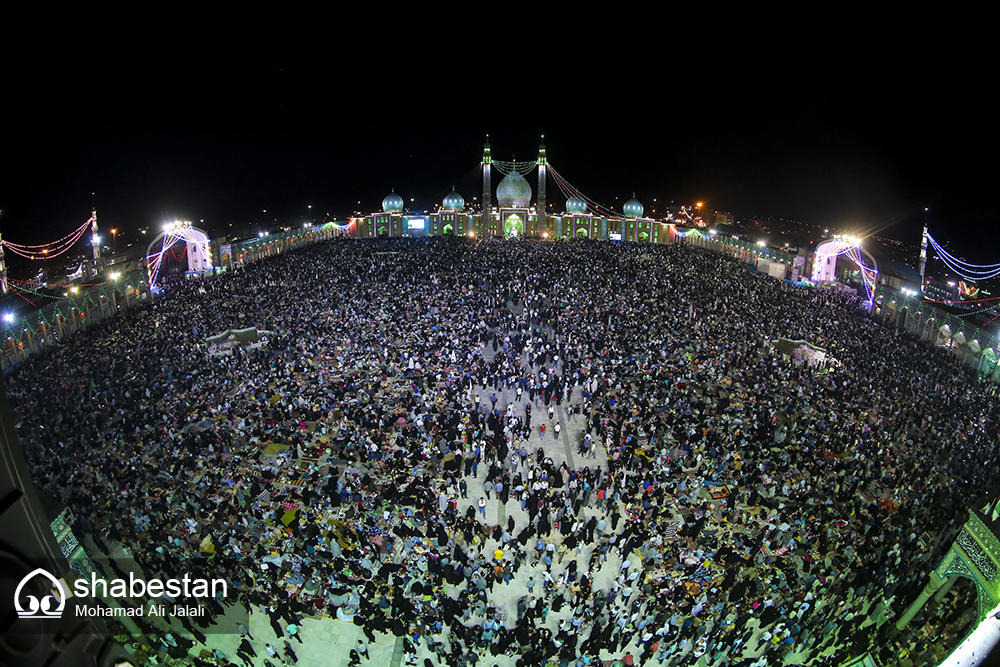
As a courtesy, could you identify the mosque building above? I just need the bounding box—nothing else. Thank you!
[351,138,676,244]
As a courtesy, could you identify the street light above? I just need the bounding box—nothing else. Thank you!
[111,228,117,255]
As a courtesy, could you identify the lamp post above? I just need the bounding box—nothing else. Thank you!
[111,228,117,255]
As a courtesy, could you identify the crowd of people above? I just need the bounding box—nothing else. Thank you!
[7,236,999,667]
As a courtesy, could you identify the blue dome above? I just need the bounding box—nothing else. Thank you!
[497,171,532,208]
[382,191,404,213]
[442,190,465,211]
[623,197,644,218]
[566,196,587,214]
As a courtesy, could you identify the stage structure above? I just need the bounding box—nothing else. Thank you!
[146,221,213,285]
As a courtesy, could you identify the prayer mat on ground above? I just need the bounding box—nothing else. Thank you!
[709,486,730,500]
[662,521,681,540]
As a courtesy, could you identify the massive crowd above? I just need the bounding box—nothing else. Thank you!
[7,236,999,667]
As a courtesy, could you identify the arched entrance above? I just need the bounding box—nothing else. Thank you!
[504,213,524,237]
[146,222,213,285]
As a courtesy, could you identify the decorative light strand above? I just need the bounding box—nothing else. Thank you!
[842,244,878,304]
[8,285,38,308]
[927,233,1000,281]
[954,305,1000,318]
[2,217,95,261]
[7,277,104,288]
[491,160,538,176]
[548,166,622,219]
[2,223,92,260]
[2,217,93,250]
[927,233,1000,269]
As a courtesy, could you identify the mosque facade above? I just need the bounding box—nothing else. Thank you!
[351,139,677,244]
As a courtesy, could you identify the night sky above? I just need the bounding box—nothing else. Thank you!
[2,53,994,277]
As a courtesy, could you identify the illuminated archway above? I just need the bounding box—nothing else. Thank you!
[146,222,213,285]
[813,237,879,304]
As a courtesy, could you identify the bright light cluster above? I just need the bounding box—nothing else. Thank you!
[833,233,863,246]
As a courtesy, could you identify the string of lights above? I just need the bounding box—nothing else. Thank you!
[2,216,94,250]
[927,233,1000,281]
[548,166,622,219]
[953,304,1000,318]
[843,245,877,304]
[922,294,1000,305]
[927,233,1000,269]
[2,218,93,260]
[491,160,538,176]
[6,277,103,288]
[10,283,63,301]
[146,232,182,285]
[8,285,38,308]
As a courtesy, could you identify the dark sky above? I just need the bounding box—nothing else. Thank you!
[2,52,995,275]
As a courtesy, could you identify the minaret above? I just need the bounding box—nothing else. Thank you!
[482,136,492,220]
[537,135,547,234]
[91,200,101,274]
[918,207,929,293]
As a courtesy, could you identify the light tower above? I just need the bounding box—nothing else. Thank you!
[482,136,492,225]
[537,135,547,236]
